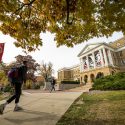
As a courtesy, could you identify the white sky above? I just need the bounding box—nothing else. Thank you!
[0,31,123,77]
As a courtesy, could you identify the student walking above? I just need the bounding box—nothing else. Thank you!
[50,77,56,93]
[0,61,28,114]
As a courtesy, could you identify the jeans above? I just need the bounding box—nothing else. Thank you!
[7,83,22,104]
[50,84,55,92]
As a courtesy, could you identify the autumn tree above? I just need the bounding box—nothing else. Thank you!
[0,62,8,84]
[0,55,40,83]
[15,54,40,82]
[0,0,125,52]
[38,61,54,82]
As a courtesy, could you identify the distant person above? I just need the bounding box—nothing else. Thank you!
[0,61,28,114]
[50,77,56,92]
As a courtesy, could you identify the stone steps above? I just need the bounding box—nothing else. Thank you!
[65,84,92,92]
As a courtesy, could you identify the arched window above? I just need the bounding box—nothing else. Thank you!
[90,74,95,82]
[111,71,115,75]
[84,75,88,84]
[96,72,104,79]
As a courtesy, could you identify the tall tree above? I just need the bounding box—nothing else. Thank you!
[0,56,39,87]
[1,55,40,82]
[0,0,125,52]
[38,61,54,82]
[0,62,8,84]
[15,54,40,82]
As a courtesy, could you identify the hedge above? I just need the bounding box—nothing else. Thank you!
[92,72,125,90]
[61,81,80,84]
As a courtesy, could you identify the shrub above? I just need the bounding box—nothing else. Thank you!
[103,82,114,90]
[26,83,31,89]
[93,72,125,90]
[3,84,13,92]
[112,79,125,90]
[33,84,40,89]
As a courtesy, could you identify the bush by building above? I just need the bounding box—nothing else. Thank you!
[92,72,125,90]
[61,81,80,84]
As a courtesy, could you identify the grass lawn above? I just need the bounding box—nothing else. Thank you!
[56,91,125,125]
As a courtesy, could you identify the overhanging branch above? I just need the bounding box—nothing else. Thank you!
[14,0,36,14]
[66,0,74,25]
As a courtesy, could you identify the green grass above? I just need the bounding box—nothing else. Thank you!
[56,91,125,125]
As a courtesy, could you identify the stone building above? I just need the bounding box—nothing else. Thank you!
[57,37,125,84]
[57,65,80,83]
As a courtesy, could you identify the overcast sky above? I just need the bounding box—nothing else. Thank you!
[0,31,123,77]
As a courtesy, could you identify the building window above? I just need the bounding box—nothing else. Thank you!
[88,54,94,69]
[83,57,88,69]
[95,51,101,67]
[111,71,115,75]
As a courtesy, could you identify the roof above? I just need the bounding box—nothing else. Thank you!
[109,36,125,49]
[77,36,125,57]
[77,42,114,57]
[58,64,80,72]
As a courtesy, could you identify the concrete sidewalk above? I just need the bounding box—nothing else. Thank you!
[0,89,87,125]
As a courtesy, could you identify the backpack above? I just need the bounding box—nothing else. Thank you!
[8,68,19,81]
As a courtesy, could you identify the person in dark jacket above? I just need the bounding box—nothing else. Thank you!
[50,77,56,93]
[0,61,28,114]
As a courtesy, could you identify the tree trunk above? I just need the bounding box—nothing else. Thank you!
[43,81,51,90]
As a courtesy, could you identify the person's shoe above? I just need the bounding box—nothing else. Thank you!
[0,104,5,115]
[14,106,23,111]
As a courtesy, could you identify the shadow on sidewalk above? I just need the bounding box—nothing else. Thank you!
[4,109,59,124]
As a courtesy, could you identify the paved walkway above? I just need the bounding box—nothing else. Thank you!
[0,86,90,125]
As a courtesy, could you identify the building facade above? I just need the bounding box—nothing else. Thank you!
[57,37,125,84]
[57,65,80,83]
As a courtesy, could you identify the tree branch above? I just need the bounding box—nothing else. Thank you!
[66,0,70,24]
[66,0,74,25]
[14,0,36,14]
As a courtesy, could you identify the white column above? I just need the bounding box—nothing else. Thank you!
[79,58,81,72]
[82,58,84,72]
[80,58,83,72]
[102,48,108,66]
[86,56,90,70]
[108,50,114,66]
[92,52,96,68]
[99,49,104,67]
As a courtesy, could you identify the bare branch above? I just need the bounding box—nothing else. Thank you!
[14,0,36,14]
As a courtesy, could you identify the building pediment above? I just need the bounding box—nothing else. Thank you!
[77,43,103,57]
